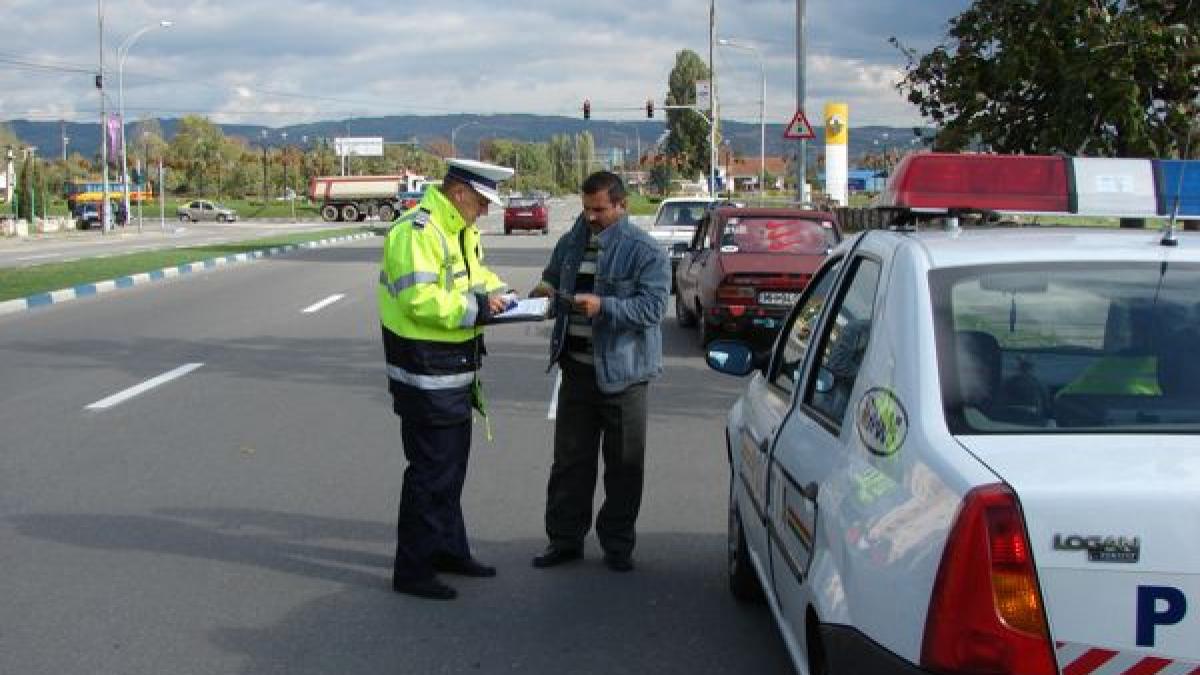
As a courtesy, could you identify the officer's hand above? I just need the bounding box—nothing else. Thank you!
[529,283,554,299]
[487,294,510,314]
[573,293,602,318]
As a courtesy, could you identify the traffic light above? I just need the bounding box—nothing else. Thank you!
[583,99,591,120]
[646,99,654,118]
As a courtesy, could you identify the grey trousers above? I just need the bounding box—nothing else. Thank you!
[544,360,648,557]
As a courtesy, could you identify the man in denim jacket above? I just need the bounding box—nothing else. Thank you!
[529,171,669,572]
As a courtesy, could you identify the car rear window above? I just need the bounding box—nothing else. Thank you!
[931,261,1200,434]
[507,198,541,209]
[655,202,708,228]
[719,218,835,254]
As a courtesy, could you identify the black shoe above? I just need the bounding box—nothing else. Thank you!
[532,545,583,568]
[432,555,497,578]
[393,577,457,600]
[603,553,634,572]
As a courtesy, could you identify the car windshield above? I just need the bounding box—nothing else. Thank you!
[932,261,1200,434]
[719,218,835,254]
[507,198,541,209]
[655,202,708,229]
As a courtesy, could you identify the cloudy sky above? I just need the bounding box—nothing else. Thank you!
[1,0,971,129]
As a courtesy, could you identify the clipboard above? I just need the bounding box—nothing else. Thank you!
[488,296,551,324]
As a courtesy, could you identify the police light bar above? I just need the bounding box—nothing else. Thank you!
[877,153,1200,219]
[877,153,1069,214]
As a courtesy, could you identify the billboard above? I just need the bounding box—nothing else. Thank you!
[334,137,384,157]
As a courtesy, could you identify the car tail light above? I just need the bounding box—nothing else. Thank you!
[716,276,756,305]
[921,483,1056,675]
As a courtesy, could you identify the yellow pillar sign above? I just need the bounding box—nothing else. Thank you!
[824,103,849,206]
[825,103,849,146]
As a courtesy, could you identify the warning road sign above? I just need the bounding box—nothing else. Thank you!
[783,110,816,140]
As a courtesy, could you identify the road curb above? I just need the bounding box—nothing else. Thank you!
[0,232,377,318]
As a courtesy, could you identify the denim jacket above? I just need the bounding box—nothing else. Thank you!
[542,214,670,393]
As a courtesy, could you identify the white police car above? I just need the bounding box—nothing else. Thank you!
[706,153,1200,674]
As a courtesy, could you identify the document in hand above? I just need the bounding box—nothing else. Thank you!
[490,297,551,323]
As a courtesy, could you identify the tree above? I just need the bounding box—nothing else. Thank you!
[664,49,713,177]
[167,115,226,195]
[893,1,1199,157]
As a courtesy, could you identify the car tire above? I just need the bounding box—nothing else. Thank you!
[340,204,359,222]
[217,214,227,223]
[321,205,339,222]
[728,476,764,603]
[504,226,512,235]
[378,204,395,222]
[699,310,718,348]
[179,214,191,222]
[541,226,549,235]
[675,295,697,327]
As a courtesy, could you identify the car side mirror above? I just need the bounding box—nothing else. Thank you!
[706,340,756,377]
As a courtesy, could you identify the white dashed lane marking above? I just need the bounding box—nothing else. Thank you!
[85,363,205,411]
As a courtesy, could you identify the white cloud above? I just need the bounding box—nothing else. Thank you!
[0,0,970,128]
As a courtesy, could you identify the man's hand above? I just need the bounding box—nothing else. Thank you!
[573,293,602,318]
[529,283,554,299]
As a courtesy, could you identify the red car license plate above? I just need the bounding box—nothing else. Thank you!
[758,291,800,306]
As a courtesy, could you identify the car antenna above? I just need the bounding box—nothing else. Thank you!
[1161,119,1192,248]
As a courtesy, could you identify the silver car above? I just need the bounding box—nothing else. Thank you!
[177,199,237,222]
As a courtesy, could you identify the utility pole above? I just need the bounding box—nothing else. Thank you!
[709,0,718,197]
[61,120,68,161]
[796,0,808,202]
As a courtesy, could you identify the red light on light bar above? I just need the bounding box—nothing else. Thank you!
[879,153,1070,213]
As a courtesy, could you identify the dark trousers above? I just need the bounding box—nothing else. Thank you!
[544,360,648,557]
[393,418,472,583]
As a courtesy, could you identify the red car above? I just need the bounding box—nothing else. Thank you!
[504,197,548,235]
[674,206,841,346]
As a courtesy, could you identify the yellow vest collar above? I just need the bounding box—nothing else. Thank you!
[422,186,467,236]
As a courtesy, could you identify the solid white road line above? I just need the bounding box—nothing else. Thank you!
[85,363,205,411]
[302,294,345,314]
[15,253,61,262]
[546,368,562,420]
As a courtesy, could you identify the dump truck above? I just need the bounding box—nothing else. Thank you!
[309,175,405,222]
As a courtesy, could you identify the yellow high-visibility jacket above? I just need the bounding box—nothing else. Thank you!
[378,187,507,423]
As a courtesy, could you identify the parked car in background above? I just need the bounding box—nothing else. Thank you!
[674,206,840,347]
[504,196,548,234]
[648,197,718,289]
[176,199,237,222]
[75,203,100,229]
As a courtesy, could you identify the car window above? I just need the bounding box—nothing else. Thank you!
[719,217,837,254]
[771,258,843,395]
[932,261,1200,433]
[805,257,883,427]
[656,202,709,229]
[507,198,539,208]
[202,202,213,210]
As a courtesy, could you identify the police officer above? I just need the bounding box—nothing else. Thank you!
[378,158,514,600]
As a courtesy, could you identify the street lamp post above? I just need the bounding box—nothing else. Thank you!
[117,19,172,234]
[718,38,766,201]
[450,121,479,158]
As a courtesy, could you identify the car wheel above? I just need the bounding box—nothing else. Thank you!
[675,294,697,327]
[541,226,549,235]
[728,475,764,603]
[698,309,718,348]
[217,214,227,223]
[504,226,512,235]
[378,204,395,222]
[340,204,359,222]
[321,205,339,222]
[179,214,191,222]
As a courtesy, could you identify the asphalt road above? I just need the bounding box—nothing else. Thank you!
[0,201,793,674]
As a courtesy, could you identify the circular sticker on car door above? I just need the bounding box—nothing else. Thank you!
[856,388,909,457]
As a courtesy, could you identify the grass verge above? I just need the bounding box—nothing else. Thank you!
[0,226,370,302]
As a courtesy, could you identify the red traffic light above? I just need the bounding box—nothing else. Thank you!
[583,99,591,120]
[646,99,654,118]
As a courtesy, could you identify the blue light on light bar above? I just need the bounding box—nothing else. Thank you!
[1154,160,1200,219]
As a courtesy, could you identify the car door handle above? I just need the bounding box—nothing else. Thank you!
[801,481,819,501]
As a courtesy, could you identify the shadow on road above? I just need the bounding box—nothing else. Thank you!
[10,508,791,674]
